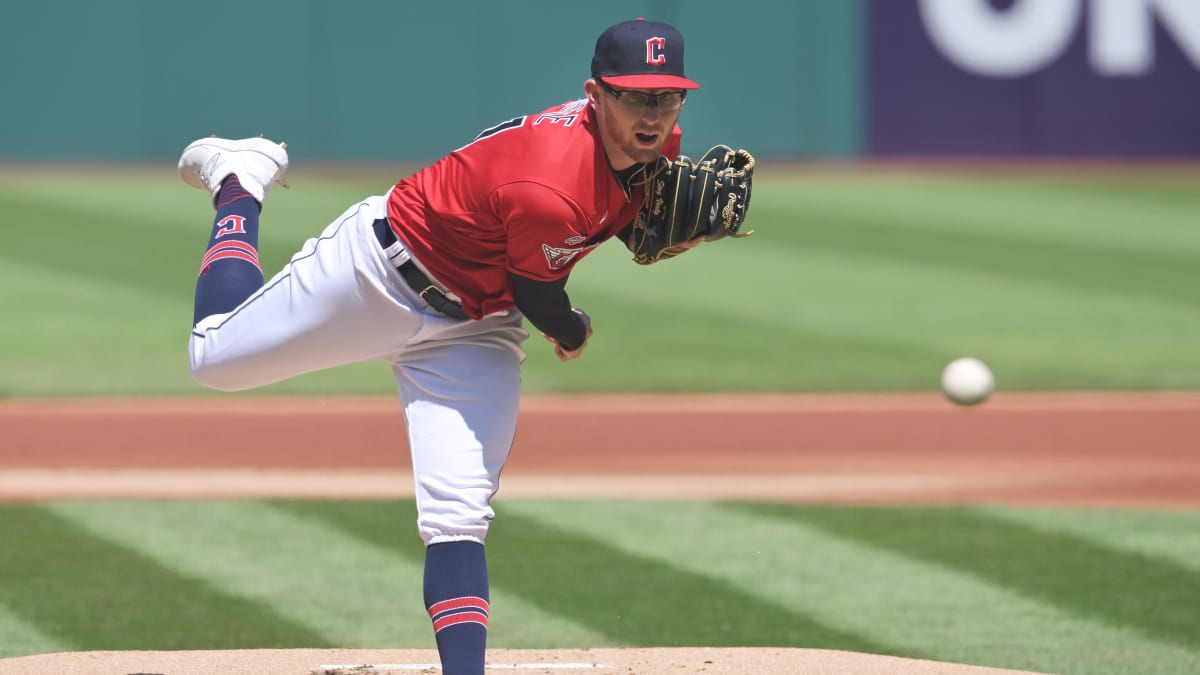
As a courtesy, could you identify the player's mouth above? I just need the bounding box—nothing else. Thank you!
[634,131,659,146]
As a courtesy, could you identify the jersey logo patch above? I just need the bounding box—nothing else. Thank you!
[542,243,584,270]
[564,235,586,246]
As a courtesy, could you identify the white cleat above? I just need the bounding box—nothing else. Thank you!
[178,136,290,206]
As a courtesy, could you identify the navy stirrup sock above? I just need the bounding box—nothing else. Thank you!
[424,541,489,675]
[193,176,265,323]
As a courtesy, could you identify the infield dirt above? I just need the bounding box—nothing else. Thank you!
[3,392,1197,505]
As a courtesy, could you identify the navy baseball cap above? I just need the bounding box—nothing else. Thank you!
[591,18,700,90]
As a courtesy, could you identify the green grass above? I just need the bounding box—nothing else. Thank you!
[0,499,1197,674]
[2,164,1200,395]
[2,164,1197,675]
[0,504,332,650]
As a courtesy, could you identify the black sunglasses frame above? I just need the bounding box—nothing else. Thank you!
[597,80,687,110]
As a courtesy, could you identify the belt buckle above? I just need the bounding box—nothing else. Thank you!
[420,285,455,314]
[418,284,466,319]
[419,285,441,304]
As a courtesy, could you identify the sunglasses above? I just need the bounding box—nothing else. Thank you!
[598,81,687,112]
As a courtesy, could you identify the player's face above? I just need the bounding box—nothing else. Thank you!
[588,79,685,168]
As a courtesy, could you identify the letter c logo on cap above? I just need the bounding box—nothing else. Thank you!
[646,37,666,65]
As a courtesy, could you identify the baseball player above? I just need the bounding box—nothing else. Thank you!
[180,19,717,675]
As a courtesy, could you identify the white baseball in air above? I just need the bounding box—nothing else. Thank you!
[941,357,994,406]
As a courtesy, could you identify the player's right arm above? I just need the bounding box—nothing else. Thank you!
[495,182,600,361]
[510,273,590,360]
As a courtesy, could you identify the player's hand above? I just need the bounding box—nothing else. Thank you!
[542,308,592,362]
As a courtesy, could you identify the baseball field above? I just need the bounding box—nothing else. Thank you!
[1,164,1198,674]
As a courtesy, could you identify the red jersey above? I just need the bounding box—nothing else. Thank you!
[387,99,682,319]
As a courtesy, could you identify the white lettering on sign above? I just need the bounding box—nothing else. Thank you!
[1091,0,1200,74]
[918,0,1200,77]
[918,0,1079,77]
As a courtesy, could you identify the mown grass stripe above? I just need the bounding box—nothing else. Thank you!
[0,504,330,653]
[487,512,885,651]
[499,500,913,649]
[505,500,1200,675]
[274,499,870,648]
[736,504,1200,651]
[0,257,188,394]
[48,500,431,647]
[1,179,362,298]
[0,603,73,659]
[766,176,1200,256]
[0,195,198,301]
[796,205,1197,309]
[269,500,611,648]
[980,507,1200,574]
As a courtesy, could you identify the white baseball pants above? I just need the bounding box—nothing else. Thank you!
[189,194,529,545]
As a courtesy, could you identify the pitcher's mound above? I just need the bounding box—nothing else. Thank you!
[0,647,1047,674]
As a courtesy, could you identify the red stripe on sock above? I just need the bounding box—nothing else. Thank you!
[202,239,258,259]
[432,611,489,633]
[427,596,490,618]
[200,249,261,272]
[215,178,254,208]
[215,193,256,208]
[201,241,260,270]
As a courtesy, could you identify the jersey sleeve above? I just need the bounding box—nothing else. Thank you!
[492,181,590,282]
[509,272,587,350]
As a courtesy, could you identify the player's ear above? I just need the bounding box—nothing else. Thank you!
[584,79,600,107]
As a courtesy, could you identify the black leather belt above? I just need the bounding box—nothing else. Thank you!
[373,218,468,319]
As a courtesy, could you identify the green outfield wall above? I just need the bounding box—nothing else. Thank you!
[0,1,862,160]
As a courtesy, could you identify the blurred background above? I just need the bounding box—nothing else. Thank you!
[5,0,1199,160]
[2,0,1198,395]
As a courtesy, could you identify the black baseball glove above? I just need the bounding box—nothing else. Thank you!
[627,145,755,265]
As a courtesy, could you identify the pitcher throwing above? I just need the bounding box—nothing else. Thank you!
[178,18,753,675]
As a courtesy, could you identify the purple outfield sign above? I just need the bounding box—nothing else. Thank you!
[868,0,1200,156]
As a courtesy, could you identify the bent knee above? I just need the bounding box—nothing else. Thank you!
[189,336,258,392]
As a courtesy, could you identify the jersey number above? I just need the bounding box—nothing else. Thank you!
[459,116,527,150]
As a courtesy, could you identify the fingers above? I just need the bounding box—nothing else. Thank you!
[555,337,588,362]
[555,343,583,362]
